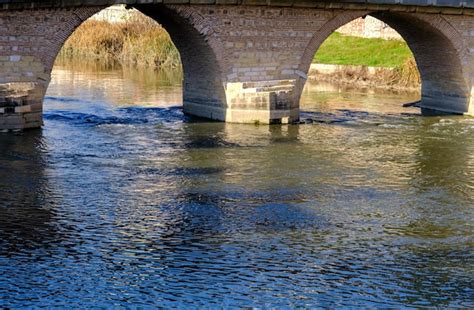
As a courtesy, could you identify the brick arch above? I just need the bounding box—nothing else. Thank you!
[41,4,227,110]
[298,10,368,79]
[43,7,108,72]
[298,10,471,114]
[0,4,229,129]
[372,12,470,114]
[134,4,226,108]
[0,6,109,129]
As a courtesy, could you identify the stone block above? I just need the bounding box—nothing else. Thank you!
[9,55,21,62]
[268,0,293,7]
[14,105,32,113]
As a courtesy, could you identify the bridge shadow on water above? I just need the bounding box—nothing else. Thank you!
[0,131,63,254]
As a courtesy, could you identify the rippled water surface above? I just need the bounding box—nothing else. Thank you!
[1,63,473,308]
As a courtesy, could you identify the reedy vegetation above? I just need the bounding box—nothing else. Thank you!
[58,17,181,70]
[388,58,421,87]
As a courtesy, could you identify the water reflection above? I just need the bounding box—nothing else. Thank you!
[413,117,474,201]
[0,63,472,308]
[50,60,182,107]
[0,131,60,253]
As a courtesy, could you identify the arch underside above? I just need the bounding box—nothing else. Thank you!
[134,4,226,113]
[371,12,469,114]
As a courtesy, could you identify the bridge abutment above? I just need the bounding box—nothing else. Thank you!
[0,4,473,130]
[0,82,44,130]
[0,6,105,130]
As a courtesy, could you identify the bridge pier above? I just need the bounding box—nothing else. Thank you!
[136,4,304,125]
[0,3,473,130]
[183,79,300,124]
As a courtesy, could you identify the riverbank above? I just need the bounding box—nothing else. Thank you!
[308,59,420,92]
[312,32,420,91]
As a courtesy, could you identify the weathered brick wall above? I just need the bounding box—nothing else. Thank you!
[338,16,403,40]
[158,6,363,123]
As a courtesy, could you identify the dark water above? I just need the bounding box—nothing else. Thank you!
[1,64,473,308]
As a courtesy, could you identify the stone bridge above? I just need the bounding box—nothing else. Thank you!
[0,0,474,129]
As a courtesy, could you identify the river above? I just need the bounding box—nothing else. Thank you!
[0,62,472,308]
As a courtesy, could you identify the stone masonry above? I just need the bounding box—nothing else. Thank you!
[0,1,474,129]
[338,16,403,40]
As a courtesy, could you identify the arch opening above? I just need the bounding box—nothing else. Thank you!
[299,11,470,116]
[45,4,226,118]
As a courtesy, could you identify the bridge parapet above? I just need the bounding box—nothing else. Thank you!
[0,1,473,11]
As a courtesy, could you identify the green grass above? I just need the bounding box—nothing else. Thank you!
[314,32,414,67]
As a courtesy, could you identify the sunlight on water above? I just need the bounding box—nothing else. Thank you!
[0,63,472,308]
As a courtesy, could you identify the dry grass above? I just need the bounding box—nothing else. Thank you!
[309,59,421,91]
[58,17,181,70]
[387,58,421,88]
